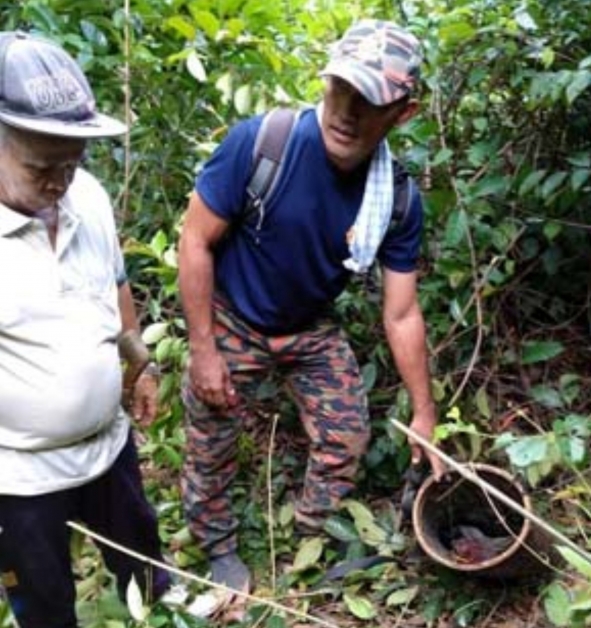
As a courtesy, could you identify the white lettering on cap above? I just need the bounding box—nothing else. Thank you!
[23,69,88,116]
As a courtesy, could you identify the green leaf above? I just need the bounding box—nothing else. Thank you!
[530,385,564,409]
[265,615,287,628]
[148,230,168,258]
[165,16,196,40]
[278,502,295,527]
[571,169,590,192]
[431,147,453,166]
[361,362,377,392]
[292,537,323,571]
[544,582,571,627]
[472,176,508,199]
[570,589,591,612]
[142,322,169,345]
[541,172,568,199]
[188,9,221,39]
[324,515,360,543]
[566,70,591,104]
[343,593,377,620]
[342,500,376,530]
[475,386,491,419]
[386,585,419,607]
[503,435,549,467]
[521,340,564,365]
[439,22,476,45]
[444,208,468,247]
[556,546,591,579]
[518,170,546,196]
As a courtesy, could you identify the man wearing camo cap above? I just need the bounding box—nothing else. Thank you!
[0,31,172,627]
[178,18,444,594]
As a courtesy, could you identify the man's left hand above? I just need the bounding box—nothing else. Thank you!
[128,369,159,427]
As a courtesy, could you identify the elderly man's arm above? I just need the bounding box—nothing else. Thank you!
[382,268,445,479]
[117,281,159,427]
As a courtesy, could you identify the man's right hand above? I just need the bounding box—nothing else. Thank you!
[188,346,238,409]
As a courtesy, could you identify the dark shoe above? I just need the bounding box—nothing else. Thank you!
[210,552,252,593]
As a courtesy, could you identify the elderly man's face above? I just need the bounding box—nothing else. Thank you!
[320,76,418,171]
[0,126,86,214]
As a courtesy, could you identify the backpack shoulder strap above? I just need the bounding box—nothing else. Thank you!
[244,107,297,225]
[387,159,412,233]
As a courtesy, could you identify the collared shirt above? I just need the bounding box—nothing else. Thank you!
[0,168,129,495]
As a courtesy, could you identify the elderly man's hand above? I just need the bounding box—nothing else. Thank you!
[128,367,159,428]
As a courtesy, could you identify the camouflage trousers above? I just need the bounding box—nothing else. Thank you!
[181,298,370,558]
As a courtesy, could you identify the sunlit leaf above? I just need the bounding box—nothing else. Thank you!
[556,546,591,579]
[544,582,571,627]
[126,575,148,622]
[278,502,295,527]
[387,585,419,607]
[188,8,220,39]
[514,8,537,31]
[503,434,549,467]
[234,84,252,115]
[292,537,323,571]
[186,50,207,82]
[142,322,169,345]
[439,22,476,45]
[165,16,196,39]
[215,72,233,104]
[343,593,377,620]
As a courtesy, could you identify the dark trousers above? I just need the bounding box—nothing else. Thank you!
[0,432,170,628]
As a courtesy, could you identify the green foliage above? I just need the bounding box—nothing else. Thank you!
[493,414,591,486]
[544,548,591,628]
[3,0,591,625]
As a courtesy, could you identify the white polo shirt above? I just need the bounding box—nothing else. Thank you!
[0,168,129,495]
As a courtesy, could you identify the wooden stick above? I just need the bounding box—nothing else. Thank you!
[67,521,339,628]
[391,418,591,564]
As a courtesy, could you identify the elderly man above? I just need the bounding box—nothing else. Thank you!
[0,31,169,627]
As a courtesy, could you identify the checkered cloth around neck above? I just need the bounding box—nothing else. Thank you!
[315,103,393,273]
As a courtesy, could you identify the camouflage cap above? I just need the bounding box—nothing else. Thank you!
[320,19,422,106]
[0,31,127,138]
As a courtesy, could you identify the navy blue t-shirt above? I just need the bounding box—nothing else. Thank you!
[195,108,423,334]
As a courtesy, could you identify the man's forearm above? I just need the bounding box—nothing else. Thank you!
[178,240,217,353]
[384,309,434,413]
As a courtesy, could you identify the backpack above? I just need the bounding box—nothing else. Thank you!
[243,107,413,236]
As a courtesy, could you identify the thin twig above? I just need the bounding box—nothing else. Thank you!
[121,0,131,225]
[267,413,280,593]
[66,521,340,628]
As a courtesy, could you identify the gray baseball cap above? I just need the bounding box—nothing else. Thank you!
[0,31,127,138]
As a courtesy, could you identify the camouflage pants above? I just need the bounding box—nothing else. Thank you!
[181,298,370,558]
